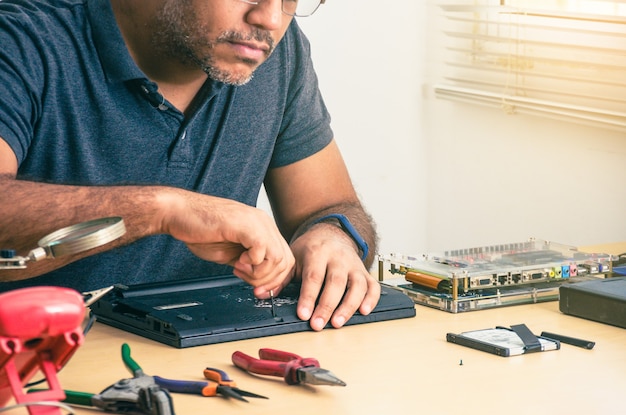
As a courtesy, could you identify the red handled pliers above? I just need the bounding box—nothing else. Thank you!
[232,348,347,386]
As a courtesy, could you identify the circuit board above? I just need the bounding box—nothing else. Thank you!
[378,238,612,313]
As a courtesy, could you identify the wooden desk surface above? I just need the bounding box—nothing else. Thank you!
[18,242,626,414]
[59,300,626,415]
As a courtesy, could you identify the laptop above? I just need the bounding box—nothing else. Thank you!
[91,275,416,348]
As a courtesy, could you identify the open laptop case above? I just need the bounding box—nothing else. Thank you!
[91,275,416,348]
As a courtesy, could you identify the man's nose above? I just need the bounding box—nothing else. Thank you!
[245,0,284,31]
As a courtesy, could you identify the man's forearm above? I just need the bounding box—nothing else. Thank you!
[0,176,162,280]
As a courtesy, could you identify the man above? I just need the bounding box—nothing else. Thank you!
[0,0,380,331]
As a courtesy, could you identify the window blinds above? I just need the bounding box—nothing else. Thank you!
[434,0,626,131]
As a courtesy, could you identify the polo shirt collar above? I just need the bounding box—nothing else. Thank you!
[87,0,145,83]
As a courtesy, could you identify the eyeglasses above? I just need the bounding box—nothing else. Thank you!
[238,0,326,17]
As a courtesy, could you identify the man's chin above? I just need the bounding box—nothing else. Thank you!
[204,66,254,86]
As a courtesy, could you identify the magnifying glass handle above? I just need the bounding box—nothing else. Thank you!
[0,250,28,269]
[28,247,48,262]
[0,217,125,270]
[0,247,48,269]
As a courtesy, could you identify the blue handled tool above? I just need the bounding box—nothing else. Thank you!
[49,343,175,415]
[151,368,267,402]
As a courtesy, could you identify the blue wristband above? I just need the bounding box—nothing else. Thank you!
[310,214,369,261]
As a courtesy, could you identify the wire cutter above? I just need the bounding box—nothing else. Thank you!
[232,348,347,386]
[58,343,175,414]
[152,367,267,403]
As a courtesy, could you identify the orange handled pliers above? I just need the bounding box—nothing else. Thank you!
[153,367,267,402]
[202,367,268,402]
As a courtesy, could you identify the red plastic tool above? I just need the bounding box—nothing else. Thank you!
[0,286,85,415]
[232,348,346,386]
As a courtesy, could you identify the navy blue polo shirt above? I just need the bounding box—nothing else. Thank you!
[0,0,333,292]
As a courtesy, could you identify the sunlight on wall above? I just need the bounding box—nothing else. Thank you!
[505,0,626,16]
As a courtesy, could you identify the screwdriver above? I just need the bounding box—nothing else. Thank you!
[270,290,276,317]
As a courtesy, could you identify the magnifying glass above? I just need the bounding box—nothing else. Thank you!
[0,217,126,269]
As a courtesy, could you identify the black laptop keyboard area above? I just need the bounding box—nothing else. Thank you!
[91,275,416,347]
[93,279,303,335]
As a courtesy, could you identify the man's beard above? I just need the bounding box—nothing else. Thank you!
[150,2,274,86]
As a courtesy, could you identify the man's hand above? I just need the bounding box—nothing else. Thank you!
[288,223,381,331]
[158,187,296,294]
[262,139,379,328]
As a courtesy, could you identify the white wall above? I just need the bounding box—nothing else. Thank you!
[295,1,428,257]
[267,0,626,259]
